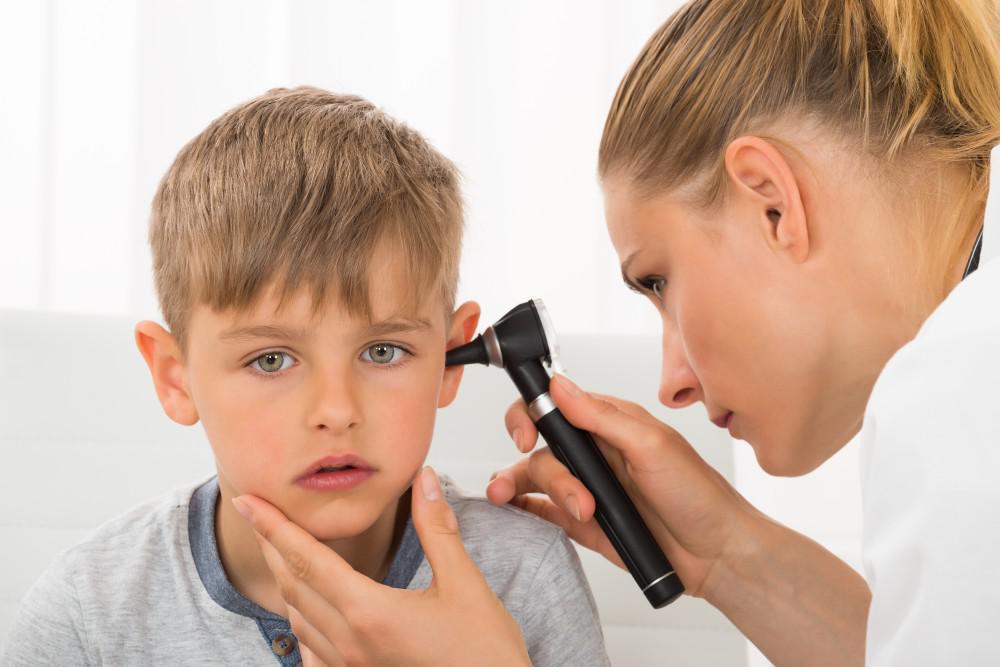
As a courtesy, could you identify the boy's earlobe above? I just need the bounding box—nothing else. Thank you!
[134,321,199,426]
[438,301,482,409]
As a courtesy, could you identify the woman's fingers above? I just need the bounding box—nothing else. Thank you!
[504,398,539,453]
[298,640,335,667]
[411,467,483,593]
[232,495,364,609]
[549,374,679,469]
[253,533,353,650]
[486,448,595,521]
[285,604,343,667]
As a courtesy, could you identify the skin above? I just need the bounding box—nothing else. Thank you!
[135,243,481,618]
[489,126,976,665]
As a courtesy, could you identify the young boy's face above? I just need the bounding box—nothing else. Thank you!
[141,247,478,541]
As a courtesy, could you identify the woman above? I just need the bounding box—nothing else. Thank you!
[239,0,1000,664]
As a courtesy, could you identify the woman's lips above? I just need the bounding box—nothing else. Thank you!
[711,411,734,430]
[296,454,376,492]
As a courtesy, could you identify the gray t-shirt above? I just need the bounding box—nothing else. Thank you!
[3,475,610,666]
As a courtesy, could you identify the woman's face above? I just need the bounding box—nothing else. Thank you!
[602,139,915,475]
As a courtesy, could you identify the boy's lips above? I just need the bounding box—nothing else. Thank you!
[296,454,377,492]
[298,453,376,479]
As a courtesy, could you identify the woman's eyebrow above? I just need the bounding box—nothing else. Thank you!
[620,250,642,290]
[218,324,309,342]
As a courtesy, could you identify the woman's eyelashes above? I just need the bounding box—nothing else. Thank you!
[637,275,667,301]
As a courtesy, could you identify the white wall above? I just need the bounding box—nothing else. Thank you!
[0,0,683,337]
[1,2,866,665]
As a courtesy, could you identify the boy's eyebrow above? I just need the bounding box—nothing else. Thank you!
[218,324,309,342]
[219,318,432,343]
[364,318,433,336]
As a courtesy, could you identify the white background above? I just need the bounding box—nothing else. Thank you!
[0,0,680,337]
[0,2,864,665]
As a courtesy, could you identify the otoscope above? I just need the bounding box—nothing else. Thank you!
[446,298,684,608]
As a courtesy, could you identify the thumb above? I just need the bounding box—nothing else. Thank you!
[411,467,482,593]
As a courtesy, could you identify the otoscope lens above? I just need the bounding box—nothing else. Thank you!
[531,298,562,372]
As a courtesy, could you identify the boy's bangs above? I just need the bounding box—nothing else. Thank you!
[190,206,453,326]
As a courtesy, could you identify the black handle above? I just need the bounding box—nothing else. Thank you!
[534,408,684,608]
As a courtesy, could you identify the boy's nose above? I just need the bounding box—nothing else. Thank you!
[658,322,703,409]
[306,368,362,434]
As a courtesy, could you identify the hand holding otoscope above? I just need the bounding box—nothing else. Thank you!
[447,298,684,608]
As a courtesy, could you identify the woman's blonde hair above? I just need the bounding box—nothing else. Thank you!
[600,0,1000,295]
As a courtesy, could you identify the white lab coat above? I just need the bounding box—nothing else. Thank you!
[862,151,1000,665]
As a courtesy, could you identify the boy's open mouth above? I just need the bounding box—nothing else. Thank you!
[297,454,375,481]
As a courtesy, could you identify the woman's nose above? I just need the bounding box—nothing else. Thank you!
[306,367,362,434]
[658,324,703,409]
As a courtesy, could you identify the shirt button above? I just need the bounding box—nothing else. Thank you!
[272,634,296,656]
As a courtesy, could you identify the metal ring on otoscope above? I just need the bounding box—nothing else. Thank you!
[527,392,558,422]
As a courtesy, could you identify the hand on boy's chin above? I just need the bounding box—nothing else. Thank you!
[231,468,531,666]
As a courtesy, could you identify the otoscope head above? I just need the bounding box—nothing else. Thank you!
[445,298,559,370]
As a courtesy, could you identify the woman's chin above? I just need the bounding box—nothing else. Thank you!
[749,432,826,477]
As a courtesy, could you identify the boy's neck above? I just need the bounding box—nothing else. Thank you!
[213,478,410,618]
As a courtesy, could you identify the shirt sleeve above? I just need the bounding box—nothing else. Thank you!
[2,555,94,666]
[517,532,612,667]
[862,328,1000,665]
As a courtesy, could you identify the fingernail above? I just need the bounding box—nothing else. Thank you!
[488,471,499,483]
[556,374,581,397]
[566,494,582,521]
[421,466,441,501]
[232,496,253,522]
[512,427,525,452]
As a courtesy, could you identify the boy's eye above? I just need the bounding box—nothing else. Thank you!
[362,343,408,366]
[251,351,295,374]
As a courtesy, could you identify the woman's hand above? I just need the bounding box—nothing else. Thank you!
[487,374,751,598]
[234,467,531,667]
[490,374,870,665]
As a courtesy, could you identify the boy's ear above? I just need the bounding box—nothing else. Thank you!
[134,321,199,426]
[724,136,810,263]
[438,301,482,408]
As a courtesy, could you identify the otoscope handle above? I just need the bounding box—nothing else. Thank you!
[534,408,685,609]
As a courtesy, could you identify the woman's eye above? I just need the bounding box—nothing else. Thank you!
[250,351,295,374]
[639,276,666,301]
[362,343,409,366]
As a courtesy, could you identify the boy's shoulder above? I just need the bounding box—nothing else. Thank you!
[439,473,565,547]
[2,480,209,666]
[56,479,201,575]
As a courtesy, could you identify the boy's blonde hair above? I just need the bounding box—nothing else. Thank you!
[601,0,1000,298]
[150,86,463,350]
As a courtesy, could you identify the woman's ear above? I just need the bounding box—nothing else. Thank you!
[438,301,482,408]
[724,136,810,263]
[134,321,199,425]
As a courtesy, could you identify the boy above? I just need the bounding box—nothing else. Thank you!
[3,87,609,666]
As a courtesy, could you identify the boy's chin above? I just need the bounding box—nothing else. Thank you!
[291,501,401,543]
